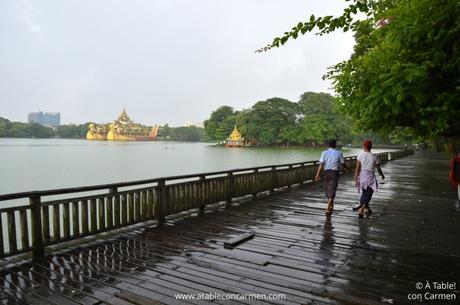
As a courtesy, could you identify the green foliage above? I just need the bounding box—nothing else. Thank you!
[204,106,236,142]
[297,92,353,145]
[156,124,171,138]
[0,117,206,142]
[157,124,206,142]
[387,127,423,145]
[331,0,460,138]
[234,109,251,139]
[257,0,377,52]
[205,92,362,146]
[260,0,460,140]
[0,117,55,138]
[168,126,206,142]
[55,124,89,138]
[0,117,89,139]
[204,91,421,146]
[246,98,300,146]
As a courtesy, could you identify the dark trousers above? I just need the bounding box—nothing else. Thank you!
[360,187,374,205]
[325,170,339,199]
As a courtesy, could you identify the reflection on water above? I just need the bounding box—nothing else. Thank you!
[317,216,336,284]
[358,219,370,246]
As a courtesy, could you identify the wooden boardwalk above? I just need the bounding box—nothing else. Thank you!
[0,151,459,305]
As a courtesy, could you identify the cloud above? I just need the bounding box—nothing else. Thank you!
[20,0,44,35]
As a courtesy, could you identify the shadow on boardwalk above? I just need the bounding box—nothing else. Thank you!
[0,151,459,305]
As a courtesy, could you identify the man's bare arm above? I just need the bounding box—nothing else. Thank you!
[315,163,324,181]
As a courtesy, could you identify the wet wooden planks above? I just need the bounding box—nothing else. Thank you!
[1,151,459,305]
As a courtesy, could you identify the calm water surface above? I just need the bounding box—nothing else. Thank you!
[0,138,389,195]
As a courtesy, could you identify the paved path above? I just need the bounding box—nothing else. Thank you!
[1,151,459,305]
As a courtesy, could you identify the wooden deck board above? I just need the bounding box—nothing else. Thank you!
[1,151,459,305]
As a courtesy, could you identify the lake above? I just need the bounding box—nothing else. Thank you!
[0,138,388,195]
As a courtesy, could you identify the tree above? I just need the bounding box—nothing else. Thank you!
[204,92,421,147]
[157,124,206,142]
[246,98,300,146]
[168,126,206,142]
[0,117,54,138]
[157,124,171,138]
[388,127,423,145]
[204,106,236,142]
[260,0,460,142]
[297,92,353,145]
[56,124,88,138]
[234,109,251,144]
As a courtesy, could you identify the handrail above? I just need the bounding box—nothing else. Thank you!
[0,160,325,201]
[0,154,386,201]
[0,149,413,260]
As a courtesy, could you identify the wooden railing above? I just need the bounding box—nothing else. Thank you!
[0,149,413,260]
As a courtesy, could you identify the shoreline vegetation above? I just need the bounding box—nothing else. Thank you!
[204,91,421,147]
[0,117,207,142]
[0,117,410,149]
[1,91,422,147]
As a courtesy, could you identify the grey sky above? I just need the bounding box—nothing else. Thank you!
[0,0,355,126]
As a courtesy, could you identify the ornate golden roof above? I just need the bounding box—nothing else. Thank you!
[87,108,159,141]
[117,108,133,124]
[228,126,243,141]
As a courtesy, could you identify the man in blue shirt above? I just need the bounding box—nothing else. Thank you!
[315,139,348,215]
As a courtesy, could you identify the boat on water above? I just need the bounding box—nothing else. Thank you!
[86,109,159,141]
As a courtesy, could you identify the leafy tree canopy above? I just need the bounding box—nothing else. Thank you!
[297,92,354,145]
[55,124,89,138]
[246,98,300,146]
[204,92,374,146]
[0,117,55,138]
[158,125,206,142]
[260,0,460,139]
[204,106,237,142]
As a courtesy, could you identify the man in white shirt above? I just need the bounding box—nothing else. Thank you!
[315,139,348,215]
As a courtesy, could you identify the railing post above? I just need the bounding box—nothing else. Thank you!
[287,165,293,188]
[199,175,206,214]
[252,169,258,196]
[157,179,166,225]
[30,195,44,260]
[270,166,276,194]
[108,187,117,229]
[299,163,305,184]
[227,172,234,207]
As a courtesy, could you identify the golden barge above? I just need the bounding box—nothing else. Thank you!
[86,109,159,141]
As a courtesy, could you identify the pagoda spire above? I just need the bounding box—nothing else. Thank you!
[225,126,244,147]
[117,107,132,124]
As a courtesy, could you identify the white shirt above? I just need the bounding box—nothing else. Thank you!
[357,151,380,171]
[319,148,345,171]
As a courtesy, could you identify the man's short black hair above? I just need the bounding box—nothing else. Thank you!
[328,139,337,148]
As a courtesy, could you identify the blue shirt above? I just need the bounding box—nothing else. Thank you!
[319,148,345,171]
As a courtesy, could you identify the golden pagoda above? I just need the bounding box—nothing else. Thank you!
[225,126,244,147]
[86,109,159,141]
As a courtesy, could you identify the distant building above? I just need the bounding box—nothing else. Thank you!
[28,112,61,127]
[184,121,204,128]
